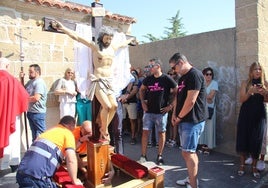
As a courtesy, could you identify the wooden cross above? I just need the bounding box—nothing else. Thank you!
[38,2,105,140]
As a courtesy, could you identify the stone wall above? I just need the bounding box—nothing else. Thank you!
[129,28,237,154]
[0,5,79,107]
[0,0,133,107]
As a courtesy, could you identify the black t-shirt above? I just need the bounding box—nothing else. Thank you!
[122,74,139,103]
[175,67,207,123]
[142,73,177,114]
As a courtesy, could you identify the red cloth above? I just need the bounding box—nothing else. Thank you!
[0,70,29,158]
[111,154,148,179]
[111,153,130,168]
[123,160,148,179]
[54,166,85,188]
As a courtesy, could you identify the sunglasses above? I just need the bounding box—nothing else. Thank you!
[205,73,212,76]
[171,62,180,70]
[148,64,158,69]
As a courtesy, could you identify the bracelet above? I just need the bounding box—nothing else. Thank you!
[177,116,183,119]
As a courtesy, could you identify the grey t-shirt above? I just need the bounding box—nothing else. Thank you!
[25,78,47,113]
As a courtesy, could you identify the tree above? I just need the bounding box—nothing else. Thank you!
[142,10,186,43]
[162,10,186,39]
[142,34,160,43]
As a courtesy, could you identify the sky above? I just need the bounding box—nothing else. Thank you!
[67,0,235,42]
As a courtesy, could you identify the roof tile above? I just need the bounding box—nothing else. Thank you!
[23,0,136,24]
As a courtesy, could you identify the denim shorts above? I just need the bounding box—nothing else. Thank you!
[143,113,168,132]
[179,121,205,152]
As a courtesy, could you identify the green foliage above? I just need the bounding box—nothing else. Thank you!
[142,10,187,43]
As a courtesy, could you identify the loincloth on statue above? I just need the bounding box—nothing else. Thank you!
[87,74,114,101]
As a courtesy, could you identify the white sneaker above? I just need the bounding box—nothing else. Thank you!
[138,155,147,164]
[176,177,189,185]
[176,177,199,187]
[245,157,253,165]
[256,160,265,171]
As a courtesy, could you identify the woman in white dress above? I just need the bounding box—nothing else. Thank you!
[199,67,218,153]
[55,68,77,118]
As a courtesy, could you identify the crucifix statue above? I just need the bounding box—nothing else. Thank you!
[44,2,136,141]
[37,2,137,186]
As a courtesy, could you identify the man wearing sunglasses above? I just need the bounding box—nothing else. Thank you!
[169,53,207,188]
[139,58,177,165]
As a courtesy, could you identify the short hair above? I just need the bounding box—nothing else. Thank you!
[64,68,75,80]
[169,52,188,63]
[202,67,214,79]
[29,64,41,75]
[149,57,163,67]
[59,115,76,127]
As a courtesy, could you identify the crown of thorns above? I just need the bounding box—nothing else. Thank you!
[98,26,114,38]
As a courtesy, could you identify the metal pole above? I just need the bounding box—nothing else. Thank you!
[15,29,29,149]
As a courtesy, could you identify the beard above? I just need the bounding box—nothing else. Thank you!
[102,42,110,48]
[29,75,35,79]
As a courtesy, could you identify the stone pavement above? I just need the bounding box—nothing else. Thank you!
[1,135,268,188]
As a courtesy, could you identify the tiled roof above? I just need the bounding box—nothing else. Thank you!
[24,0,137,24]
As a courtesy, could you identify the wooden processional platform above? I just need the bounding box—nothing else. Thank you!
[85,139,164,188]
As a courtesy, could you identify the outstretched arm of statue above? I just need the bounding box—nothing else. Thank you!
[112,37,137,51]
[50,20,98,52]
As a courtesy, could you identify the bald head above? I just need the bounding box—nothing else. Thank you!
[81,120,92,137]
[0,57,10,70]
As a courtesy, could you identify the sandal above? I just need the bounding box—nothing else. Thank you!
[253,167,260,178]
[238,165,245,176]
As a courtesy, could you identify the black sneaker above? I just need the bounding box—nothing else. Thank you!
[130,138,136,145]
[156,155,164,165]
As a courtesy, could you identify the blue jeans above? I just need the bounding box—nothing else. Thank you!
[179,121,205,152]
[27,112,46,142]
[143,113,168,132]
[16,171,57,188]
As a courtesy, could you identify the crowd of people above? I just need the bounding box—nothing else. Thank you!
[0,22,267,188]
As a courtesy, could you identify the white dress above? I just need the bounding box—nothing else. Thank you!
[199,80,218,149]
[55,78,77,118]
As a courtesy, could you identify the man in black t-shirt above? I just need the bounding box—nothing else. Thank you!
[138,58,177,165]
[169,52,207,188]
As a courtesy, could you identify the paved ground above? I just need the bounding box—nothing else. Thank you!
[1,134,268,188]
[0,125,268,188]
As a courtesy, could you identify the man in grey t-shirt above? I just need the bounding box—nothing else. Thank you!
[25,64,47,142]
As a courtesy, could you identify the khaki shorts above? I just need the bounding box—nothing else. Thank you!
[123,103,137,119]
